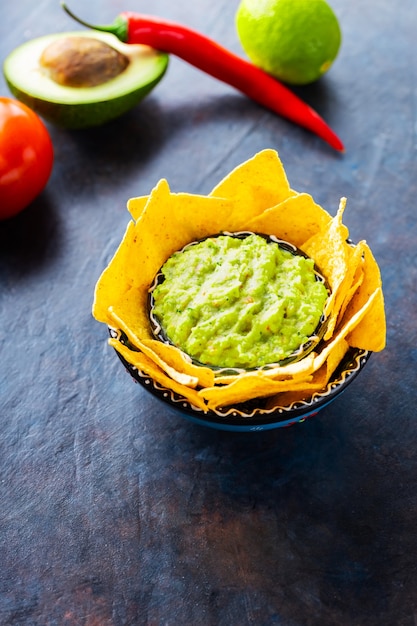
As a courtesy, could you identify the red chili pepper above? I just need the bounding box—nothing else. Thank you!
[62,3,344,152]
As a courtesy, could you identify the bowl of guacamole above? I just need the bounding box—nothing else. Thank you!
[149,232,329,372]
[93,149,385,432]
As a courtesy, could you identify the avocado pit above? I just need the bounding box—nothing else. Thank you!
[39,36,129,88]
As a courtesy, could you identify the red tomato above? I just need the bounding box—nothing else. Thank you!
[0,97,54,220]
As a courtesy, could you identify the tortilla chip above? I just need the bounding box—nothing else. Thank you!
[313,337,350,385]
[108,307,215,388]
[314,288,382,371]
[302,198,353,340]
[142,340,215,388]
[92,220,141,327]
[127,195,148,221]
[344,244,386,351]
[209,149,296,226]
[265,338,349,409]
[346,287,386,352]
[199,374,322,411]
[303,198,349,286]
[335,242,366,327]
[213,352,317,385]
[246,192,332,248]
[115,338,198,388]
[109,338,208,411]
[324,239,366,339]
[265,388,319,409]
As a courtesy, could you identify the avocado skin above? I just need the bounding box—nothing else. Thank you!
[5,70,168,129]
[3,32,169,129]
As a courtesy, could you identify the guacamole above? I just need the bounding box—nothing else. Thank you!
[150,234,328,369]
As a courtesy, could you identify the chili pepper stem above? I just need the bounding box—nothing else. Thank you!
[62,3,344,151]
[61,3,128,41]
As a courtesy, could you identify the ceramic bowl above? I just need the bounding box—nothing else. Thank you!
[110,327,371,432]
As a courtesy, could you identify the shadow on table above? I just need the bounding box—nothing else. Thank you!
[0,194,62,281]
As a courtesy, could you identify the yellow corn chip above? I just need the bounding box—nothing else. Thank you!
[324,239,366,339]
[344,243,386,351]
[199,374,322,411]
[108,307,214,388]
[335,242,366,328]
[92,220,141,328]
[265,338,349,409]
[209,149,296,225]
[314,288,382,371]
[213,352,317,385]
[246,192,331,248]
[303,198,352,340]
[127,195,148,221]
[109,338,207,411]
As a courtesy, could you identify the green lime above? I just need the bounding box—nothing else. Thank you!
[235,0,342,85]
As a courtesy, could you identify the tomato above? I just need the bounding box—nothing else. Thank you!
[0,97,54,220]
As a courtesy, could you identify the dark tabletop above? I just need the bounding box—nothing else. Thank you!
[1,0,416,625]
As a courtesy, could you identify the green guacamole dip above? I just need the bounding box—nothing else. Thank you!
[151,234,328,369]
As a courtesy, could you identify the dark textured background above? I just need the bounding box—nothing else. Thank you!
[1,0,416,624]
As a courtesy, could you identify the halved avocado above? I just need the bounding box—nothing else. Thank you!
[3,31,169,129]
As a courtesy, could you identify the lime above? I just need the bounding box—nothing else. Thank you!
[235,0,341,85]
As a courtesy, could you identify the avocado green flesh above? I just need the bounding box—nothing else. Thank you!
[151,234,329,369]
[3,31,169,128]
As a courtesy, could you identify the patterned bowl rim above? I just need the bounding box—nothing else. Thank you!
[109,327,371,428]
